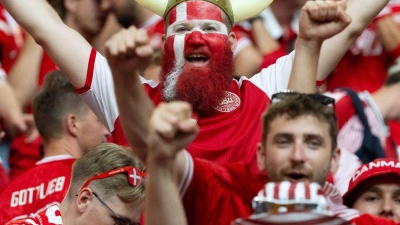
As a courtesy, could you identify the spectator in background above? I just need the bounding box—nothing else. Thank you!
[6,0,111,179]
[0,3,24,176]
[326,0,400,93]
[343,158,400,223]
[233,0,305,70]
[5,143,146,225]
[0,70,110,224]
[326,72,400,194]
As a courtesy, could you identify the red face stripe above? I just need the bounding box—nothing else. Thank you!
[167,0,224,26]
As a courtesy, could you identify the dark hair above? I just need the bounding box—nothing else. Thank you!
[384,71,400,86]
[262,94,338,152]
[33,70,88,142]
[47,0,67,20]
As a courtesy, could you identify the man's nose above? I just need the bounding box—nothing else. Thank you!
[187,31,205,47]
[290,142,306,163]
[380,198,394,219]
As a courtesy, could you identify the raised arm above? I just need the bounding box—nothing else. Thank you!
[7,34,43,107]
[317,0,390,81]
[145,101,198,225]
[289,1,351,92]
[105,26,155,162]
[0,0,93,88]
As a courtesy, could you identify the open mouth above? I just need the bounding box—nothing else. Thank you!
[185,54,209,64]
[286,173,308,182]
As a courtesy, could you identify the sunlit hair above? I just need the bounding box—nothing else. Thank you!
[262,94,338,152]
[33,70,89,142]
[67,143,145,205]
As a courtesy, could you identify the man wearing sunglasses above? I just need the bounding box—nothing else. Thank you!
[143,94,399,225]
[5,143,146,225]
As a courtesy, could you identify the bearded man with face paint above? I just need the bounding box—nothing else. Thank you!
[0,0,388,177]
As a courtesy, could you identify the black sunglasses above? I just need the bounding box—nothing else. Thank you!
[93,192,140,225]
[271,91,336,110]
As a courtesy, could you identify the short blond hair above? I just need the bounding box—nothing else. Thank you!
[68,143,145,205]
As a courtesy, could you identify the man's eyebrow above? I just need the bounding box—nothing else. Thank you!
[393,188,400,196]
[273,132,293,139]
[366,186,383,194]
[304,134,324,142]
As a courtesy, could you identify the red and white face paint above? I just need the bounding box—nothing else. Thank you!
[160,0,234,115]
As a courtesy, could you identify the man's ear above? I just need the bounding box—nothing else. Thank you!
[66,114,79,138]
[228,32,237,53]
[76,188,93,214]
[256,142,266,171]
[329,148,341,174]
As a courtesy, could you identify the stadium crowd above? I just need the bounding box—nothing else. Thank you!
[0,0,400,224]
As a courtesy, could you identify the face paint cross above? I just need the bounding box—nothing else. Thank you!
[166,1,229,37]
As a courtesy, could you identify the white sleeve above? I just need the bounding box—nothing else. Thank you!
[78,52,119,132]
[178,151,194,197]
[249,51,295,99]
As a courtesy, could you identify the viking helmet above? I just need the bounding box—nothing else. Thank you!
[135,0,273,23]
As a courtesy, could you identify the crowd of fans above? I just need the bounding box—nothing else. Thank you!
[0,0,400,224]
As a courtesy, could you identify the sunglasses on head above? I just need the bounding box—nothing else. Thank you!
[271,91,336,110]
[80,166,147,191]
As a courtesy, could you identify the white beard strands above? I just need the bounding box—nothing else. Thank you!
[162,60,184,101]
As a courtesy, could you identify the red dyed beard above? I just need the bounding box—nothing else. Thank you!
[160,38,234,116]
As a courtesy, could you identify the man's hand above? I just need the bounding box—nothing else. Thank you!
[299,1,351,42]
[147,101,199,163]
[105,26,154,77]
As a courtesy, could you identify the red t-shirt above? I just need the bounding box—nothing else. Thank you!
[0,157,74,224]
[5,205,63,225]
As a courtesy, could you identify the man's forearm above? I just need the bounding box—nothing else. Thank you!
[317,0,390,81]
[0,81,24,131]
[377,16,400,52]
[288,38,321,93]
[113,73,154,162]
[145,155,187,225]
[8,34,43,107]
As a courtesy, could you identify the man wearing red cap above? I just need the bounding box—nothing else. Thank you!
[343,158,400,223]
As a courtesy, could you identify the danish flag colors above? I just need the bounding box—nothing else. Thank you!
[166,1,228,36]
[255,181,326,205]
[167,1,224,25]
[343,158,400,206]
